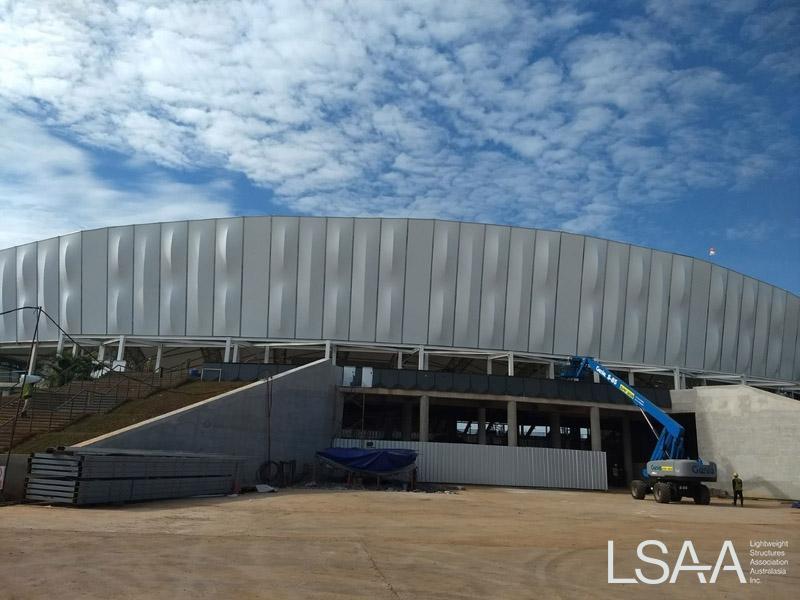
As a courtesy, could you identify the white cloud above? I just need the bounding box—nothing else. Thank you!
[0,0,796,243]
[0,107,232,248]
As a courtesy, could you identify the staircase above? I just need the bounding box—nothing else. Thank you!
[0,368,189,451]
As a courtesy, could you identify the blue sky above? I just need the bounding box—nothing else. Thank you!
[1,0,798,292]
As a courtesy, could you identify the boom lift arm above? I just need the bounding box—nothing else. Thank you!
[561,356,685,464]
[561,356,716,505]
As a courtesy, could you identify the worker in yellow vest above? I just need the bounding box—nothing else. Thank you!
[732,472,744,507]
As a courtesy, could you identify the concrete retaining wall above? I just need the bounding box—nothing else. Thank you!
[671,385,800,500]
[75,359,341,485]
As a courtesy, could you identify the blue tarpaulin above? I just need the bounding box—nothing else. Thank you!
[317,448,417,476]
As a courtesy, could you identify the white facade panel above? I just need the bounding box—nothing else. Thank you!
[59,232,82,336]
[735,277,758,374]
[133,223,160,335]
[0,247,16,342]
[37,237,60,341]
[349,218,380,342]
[453,223,485,349]
[322,218,353,341]
[159,221,188,336]
[621,246,651,363]
[213,217,244,337]
[295,217,326,340]
[478,225,510,350]
[268,216,299,339]
[16,242,38,340]
[240,216,271,338]
[107,226,134,335]
[427,220,459,347]
[504,227,535,352]
[81,229,108,335]
[765,289,786,379]
[577,237,607,357]
[402,220,434,345]
[599,242,629,361]
[376,219,407,344]
[528,231,560,354]
[186,220,215,337]
[664,255,692,367]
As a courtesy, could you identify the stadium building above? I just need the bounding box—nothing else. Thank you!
[1,217,798,499]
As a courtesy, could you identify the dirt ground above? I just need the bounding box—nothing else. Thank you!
[0,487,796,599]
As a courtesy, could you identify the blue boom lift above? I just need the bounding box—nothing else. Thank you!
[561,356,717,504]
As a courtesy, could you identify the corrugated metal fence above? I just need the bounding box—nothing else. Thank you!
[334,438,607,491]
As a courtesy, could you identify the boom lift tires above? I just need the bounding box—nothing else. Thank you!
[631,479,648,500]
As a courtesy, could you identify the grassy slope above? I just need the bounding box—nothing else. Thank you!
[12,380,248,453]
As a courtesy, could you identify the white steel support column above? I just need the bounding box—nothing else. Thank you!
[549,412,561,449]
[507,400,517,447]
[590,406,601,452]
[593,371,600,384]
[478,406,487,445]
[232,344,240,363]
[418,347,426,370]
[397,352,403,369]
[56,331,65,357]
[673,367,681,390]
[629,371,635,386]
[622,416,633,484]
[154,344,163,372]
[72,343,79,357]
[97,344,106,364]
[28,341,39,375]
[116,335,126,362]
[548,361,555,379]
[508,353,514,376]
[223,337,232,363]
[486,357,492,375]
[264,345,272,364]
[419,395,429,443]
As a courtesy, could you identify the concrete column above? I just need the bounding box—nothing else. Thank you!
[56,331,65,357]
[397,352,403,369]
[223,338,232,363]
[419,395,429,442]
[154,344,163,372]
[418,347,426,370]
[622,416,633,484]
[263,345,272,364]
[116,335,126,362]
[97,344,106,364]
[548,361,555,379]
[478,406,487,445]
[486,357,492,375]
[71,343,79,357]
[401,402,413,441]
[590,406,601,452]
[593,371,600,383]
[628,371,635,386]
[333,391,344,435]
[549,412,561,449]
[507,400,517,447]
[673,367,681,390]
[508,353,514,376]
[329,343,337,365]
[232,343,240,363]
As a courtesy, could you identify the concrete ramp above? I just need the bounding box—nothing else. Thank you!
[74,359,341,485]
[671,385,800,500]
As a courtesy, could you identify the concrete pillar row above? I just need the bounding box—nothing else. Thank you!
[622,416,633,484]
[590,406,602,452]
[419,395,429,443]
[507,400,517,447]
[478,406,487,445]
[549,412,561,449]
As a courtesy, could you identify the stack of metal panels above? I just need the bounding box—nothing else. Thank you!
[25,449,245,505]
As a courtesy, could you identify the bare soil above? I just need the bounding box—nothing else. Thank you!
[0,487,796,599]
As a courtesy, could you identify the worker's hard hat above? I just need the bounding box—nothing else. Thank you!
[733,472,738,477]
